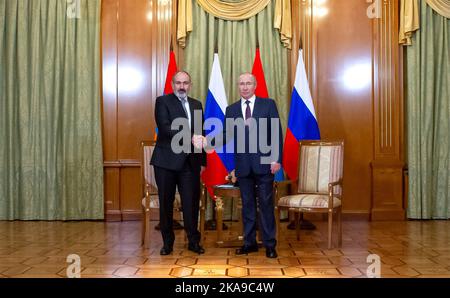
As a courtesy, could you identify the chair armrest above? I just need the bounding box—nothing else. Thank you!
[328,179,343,194]
[327,179,343,208]
[274,180,297,204]
[328,179,343,188]
[274,180,294,187]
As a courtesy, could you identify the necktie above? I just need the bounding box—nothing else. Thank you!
[180,97,188,117]
[245,100,251,121]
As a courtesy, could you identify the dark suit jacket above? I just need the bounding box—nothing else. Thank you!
[224,97,283,177]
[150,93,206,172]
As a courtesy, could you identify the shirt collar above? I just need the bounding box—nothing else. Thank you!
[176,94,188,102]
[241,95,256,105]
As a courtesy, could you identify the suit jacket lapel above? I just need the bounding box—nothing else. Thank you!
[170,93,187,118]
[246,97,261,132]
[235,100,244,119]
[252,97,263,120]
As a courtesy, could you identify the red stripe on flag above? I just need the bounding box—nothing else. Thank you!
[282,129,299,181]
[163,51,178,95]
[252,48,269,98]
[155,50,178,140]
[201,151,229,199]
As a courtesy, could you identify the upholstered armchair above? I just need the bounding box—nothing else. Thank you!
[275,141,344,249]
[140,140,206,248]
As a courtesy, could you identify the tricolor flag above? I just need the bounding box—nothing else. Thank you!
[252,48,285,181]
[282,49,320,181]
[201,53,234,196]
[155,50,178,140]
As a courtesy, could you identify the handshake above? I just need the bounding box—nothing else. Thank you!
[191,135,207,150]
[191,135,214,153]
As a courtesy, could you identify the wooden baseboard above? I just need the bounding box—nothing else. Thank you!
[106,209,184,221]
[121,210,142,221]
[342,211,371,221]
[371,209,406,221]
[105,210,122,222]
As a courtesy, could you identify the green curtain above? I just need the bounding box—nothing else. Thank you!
[184,0,289,220]
[184,0,289,130]
[406,0,450,219]
[0,0,104,220]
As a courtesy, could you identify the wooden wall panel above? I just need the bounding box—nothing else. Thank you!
[317,0,374,215]
[371,0,405,220]
[101,0,118,162]
[117,0,153,160]
[120,165,142,220]
[102,0,120,221]
[103,166,121,221]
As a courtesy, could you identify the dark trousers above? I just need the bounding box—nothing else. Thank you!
[238,170,277,249]
[154,162,201,248]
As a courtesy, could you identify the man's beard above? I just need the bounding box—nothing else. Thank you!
[175,89,187,99]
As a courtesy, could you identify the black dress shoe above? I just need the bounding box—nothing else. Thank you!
[188,244,205,254]
[160,246,173,255]
[235,244,259,255]
[266,248,278,258]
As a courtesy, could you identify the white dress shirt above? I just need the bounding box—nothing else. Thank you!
[241,94,256,119]
[178,96,191,128]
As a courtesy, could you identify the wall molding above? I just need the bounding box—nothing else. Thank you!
[370,0,405,221]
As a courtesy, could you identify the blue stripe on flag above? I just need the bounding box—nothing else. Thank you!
[205,90,225,136]
[287,88,321,141]
[204,90,235,172]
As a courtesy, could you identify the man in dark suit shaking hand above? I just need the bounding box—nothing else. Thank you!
[224,73,283,258]
[150,71,206,255]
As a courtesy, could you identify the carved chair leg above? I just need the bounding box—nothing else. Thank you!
[294,211,300,241]
[337,207,342,247]
[327,211,333,250]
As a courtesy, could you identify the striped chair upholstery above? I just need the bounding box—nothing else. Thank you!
[278,194,342,208]
[297,144,343,196]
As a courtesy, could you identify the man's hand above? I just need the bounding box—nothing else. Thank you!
[270,162,281,174]
[192,135,215,153]
[192,135,206,149]
[200,166,206,175]
[225,170,237,184]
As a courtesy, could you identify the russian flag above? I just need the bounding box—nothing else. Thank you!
[201,53,234,196]
[282,49,320,181]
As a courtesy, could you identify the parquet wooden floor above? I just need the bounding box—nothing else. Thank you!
[0,220,449,278]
